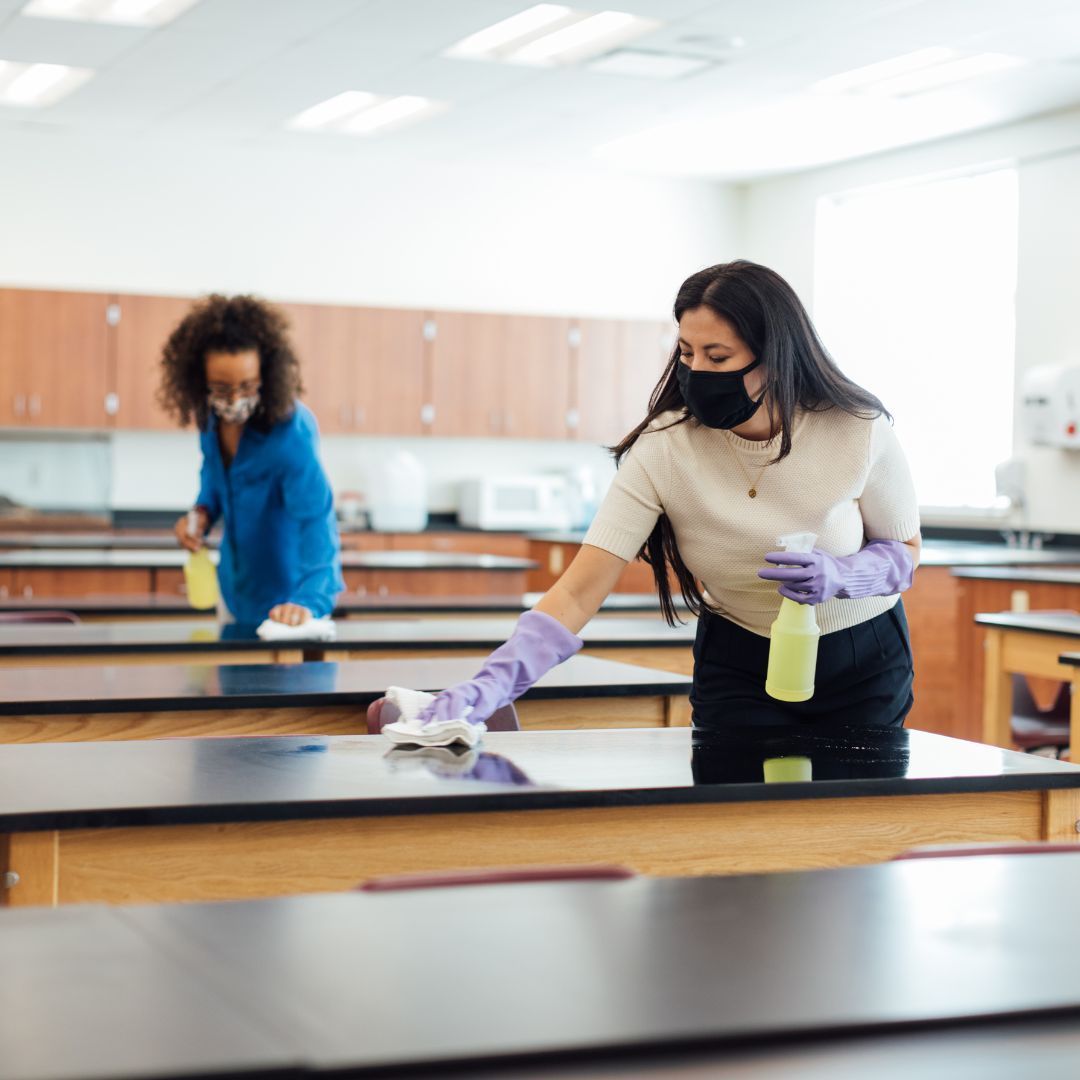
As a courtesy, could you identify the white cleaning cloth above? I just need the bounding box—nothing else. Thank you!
[380,685,486,748]
[255,616,337,642]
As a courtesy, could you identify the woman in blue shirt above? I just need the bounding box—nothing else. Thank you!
[160,295,344,627]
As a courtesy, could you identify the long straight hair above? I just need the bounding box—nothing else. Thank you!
[612,260,890,626]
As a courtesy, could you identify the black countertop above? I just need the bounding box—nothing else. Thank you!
[0,726,1076,832]
[0,654,690,721]
[0,549,536,571]
[0,616,696,657]
[7,855,1080,1080]
[955,566,1080,585]
[974,611,1080,636]
[0,591,678,617]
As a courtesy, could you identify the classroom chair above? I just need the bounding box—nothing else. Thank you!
[0,610,79,624]
[892,842,1080,860]
[1011,675,1069,756]
[357,864,637,892]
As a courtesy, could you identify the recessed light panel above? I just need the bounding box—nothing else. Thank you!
[445,4,659,66]
[288,92,445,136]
[0,59,93,106]
[22,0,200,28]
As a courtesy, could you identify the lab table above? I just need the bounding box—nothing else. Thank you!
[0,616,695,690]
[7,854,1080,1080]
[975,611,1080,750]
[0,654,692,743]
[1,724,1076,908]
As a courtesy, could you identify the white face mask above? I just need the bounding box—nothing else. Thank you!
[209,393,259,424]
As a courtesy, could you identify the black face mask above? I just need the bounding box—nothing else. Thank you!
[676,358,765,429]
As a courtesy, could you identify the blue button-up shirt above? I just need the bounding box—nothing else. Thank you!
[195,401,343,624]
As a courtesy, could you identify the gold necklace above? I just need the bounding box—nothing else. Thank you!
[722,433,769,498]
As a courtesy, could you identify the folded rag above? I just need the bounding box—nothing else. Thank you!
[255,616,337,642]
[380,685,486,748]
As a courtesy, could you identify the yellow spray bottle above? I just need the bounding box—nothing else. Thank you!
[182,510,220,611]
[765,531,821,702]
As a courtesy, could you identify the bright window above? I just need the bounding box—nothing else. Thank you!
[813,166,1018,509]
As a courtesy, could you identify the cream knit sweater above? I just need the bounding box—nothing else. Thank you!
[584,408,920,637]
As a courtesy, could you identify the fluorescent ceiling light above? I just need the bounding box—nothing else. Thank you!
[288,92,444,136]
[21,0,200,27]
[445,4,572,58]
[0,60,93,106]
[813,47,1026,98]
[444,5,658,66]
[587,49,710,79]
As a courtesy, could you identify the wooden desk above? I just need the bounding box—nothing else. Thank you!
[0,655,691,743]
[977,611,1080,750]
[1,726,1077,908]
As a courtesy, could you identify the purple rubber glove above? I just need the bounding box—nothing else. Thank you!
[417,610,583,727]
[758,539,914,605]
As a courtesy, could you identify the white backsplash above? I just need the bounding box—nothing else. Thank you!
[0,435,111,510]
[103,429,616,516]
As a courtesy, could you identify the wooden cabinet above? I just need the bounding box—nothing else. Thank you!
[573,318,673,446]
[283,303,428,436]
[388,532,531,558]
[341,569,527,598]
[0,289,111,428]
[427,311,573,439]
[0,570,13,600]
[11,568,152,598]
[110,293,193,430]
[527,539,661,595]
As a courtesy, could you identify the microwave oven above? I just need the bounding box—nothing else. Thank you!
[457,476,572,531]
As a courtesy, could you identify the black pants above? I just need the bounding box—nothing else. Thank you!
[691,601,914,729]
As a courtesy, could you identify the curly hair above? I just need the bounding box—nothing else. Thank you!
[158,294,303,431]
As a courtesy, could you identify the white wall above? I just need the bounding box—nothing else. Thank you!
[739,105,1080,534]
[0,128,738,320]
[0,127,739,513]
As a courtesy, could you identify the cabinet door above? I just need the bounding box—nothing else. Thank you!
[112,293,193,430]
[573,318,625,445]
[353,307,428,436]
[619,320,674,436]
[280,302,356,435]
[13,568,153,598]
[502,315,572,440]
[0,289,110,428]
[427,311,504,437]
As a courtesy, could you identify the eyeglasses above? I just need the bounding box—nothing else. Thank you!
[207,380,261,402]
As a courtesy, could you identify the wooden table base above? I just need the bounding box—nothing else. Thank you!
[4,787,1077,908]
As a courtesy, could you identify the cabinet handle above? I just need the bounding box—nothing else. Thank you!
[0,585,8,598]
[355,406,365,428]
[104,392,119,416]
[504,410,513,433]
[377,585,389,597]
[13,394,25,417]
[28,394,41,418]
[22,585,33,599]
[420,403,435,426]
[566,408,580,430]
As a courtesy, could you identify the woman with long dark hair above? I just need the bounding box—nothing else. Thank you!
[408,261,919,735]
[161,294,343,628]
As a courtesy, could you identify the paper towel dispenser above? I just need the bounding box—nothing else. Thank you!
[1021,364,1080,448]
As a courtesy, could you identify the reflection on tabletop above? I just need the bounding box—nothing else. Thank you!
[384,746,534,787]
[691,724,912,784]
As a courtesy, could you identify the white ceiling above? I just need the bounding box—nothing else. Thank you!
[1,0,1080,180]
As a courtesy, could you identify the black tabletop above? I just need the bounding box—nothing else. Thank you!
[974,611,1080,636]
[954,565,1080,584]
[0,904,298,1080]
[0,549,536,571]
[0,654,689,719]
[0,726,1076,832]
[0,616,696,657]
[0,591,672,618]
[114,855,1080,1075]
